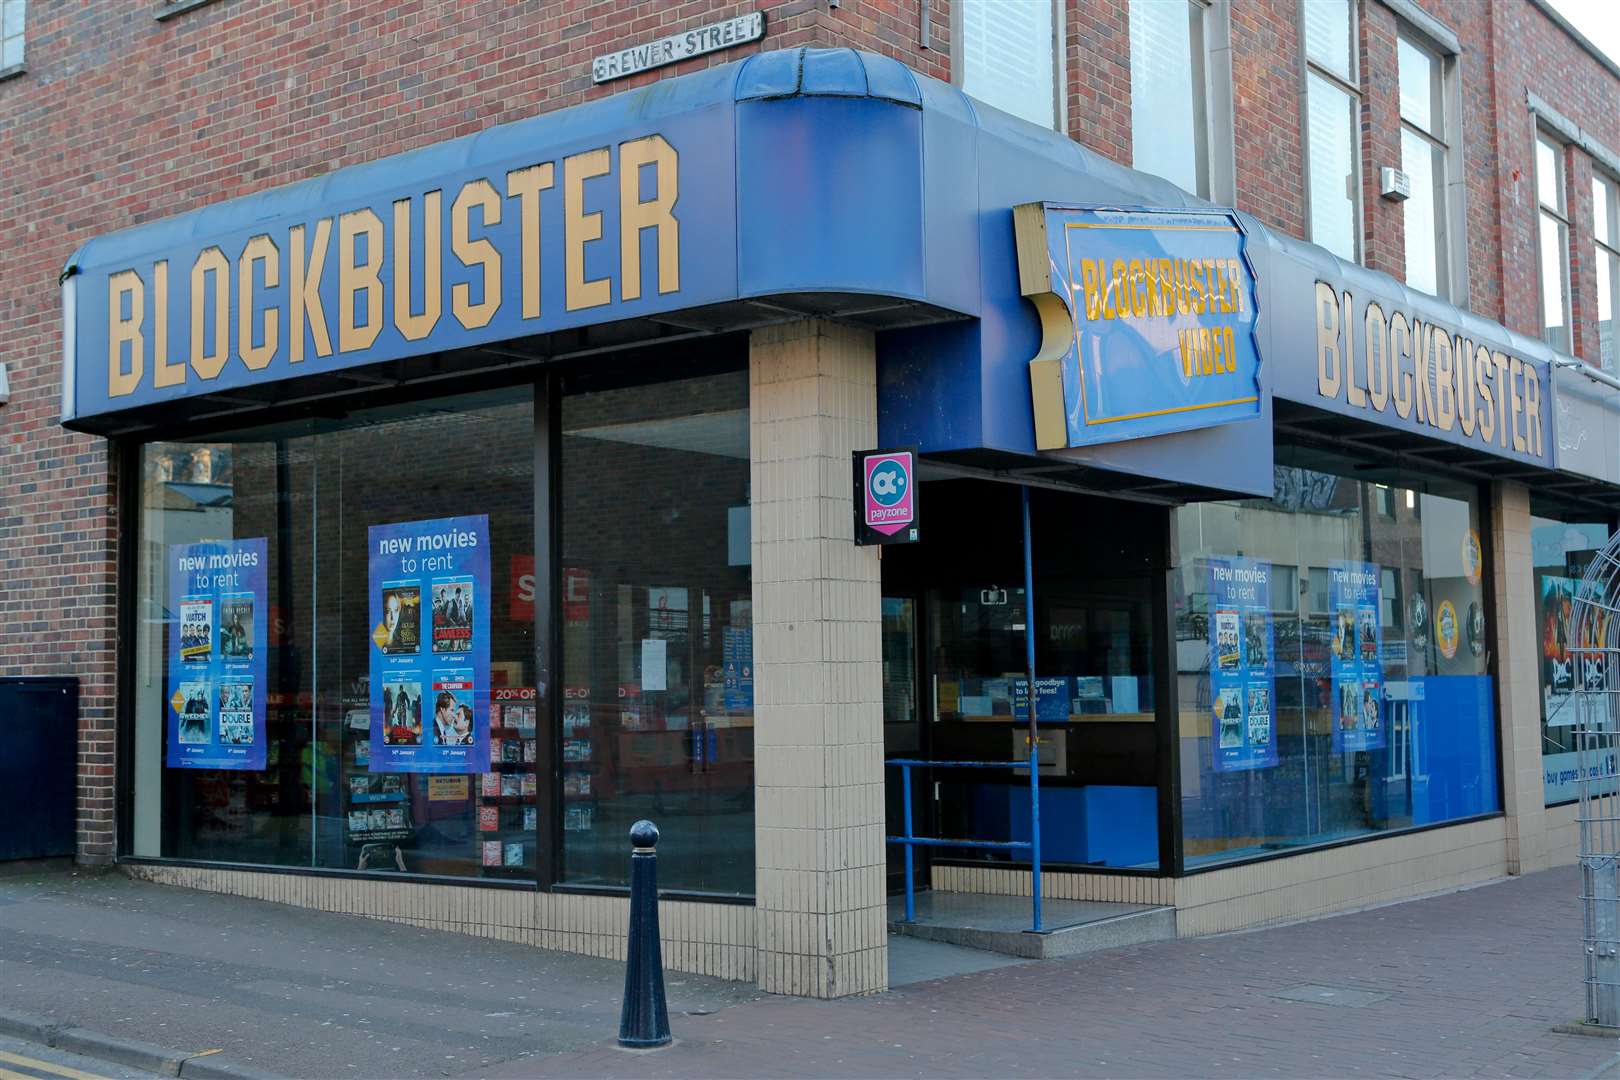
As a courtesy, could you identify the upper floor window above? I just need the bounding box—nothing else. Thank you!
[958,0,1061,130]
[1130,0,1210,197]
[1,0,25,71]
[1536,133,1572,353]
[1398,34,1449,298]
[1594,174,1619,372]
[1302,0,1360,263]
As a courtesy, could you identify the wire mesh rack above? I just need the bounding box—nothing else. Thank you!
[1570,534,1620,1026]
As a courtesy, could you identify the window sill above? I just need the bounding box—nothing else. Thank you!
[0,63,24,84]
[155,0,224,22]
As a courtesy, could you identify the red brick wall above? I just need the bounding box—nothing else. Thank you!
[1356,1,1404,279]
[1064,0,1132,166]
[1230,1,1307,240]
[0,0,944,865]
[1216,0,1620,355]
[1480,0,1620,360]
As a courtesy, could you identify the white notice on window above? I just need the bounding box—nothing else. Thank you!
[641,638,667,692]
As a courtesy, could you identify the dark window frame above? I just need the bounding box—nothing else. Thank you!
[113,340,758,903]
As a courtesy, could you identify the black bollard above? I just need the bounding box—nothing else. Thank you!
[618,819,672,1048]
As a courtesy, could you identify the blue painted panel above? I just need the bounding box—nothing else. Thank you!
[1411,674,1500,826]
[1005,784,1159,868]
[1008,786,1089,864]
[878,322,984,452]
[1082,786,1159,868]
[736,96,926,301]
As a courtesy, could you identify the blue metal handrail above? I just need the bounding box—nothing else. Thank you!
[885,757,1042,930]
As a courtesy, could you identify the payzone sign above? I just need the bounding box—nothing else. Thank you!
[853,448,919,546]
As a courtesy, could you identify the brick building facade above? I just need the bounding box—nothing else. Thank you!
[4,0,1620,998]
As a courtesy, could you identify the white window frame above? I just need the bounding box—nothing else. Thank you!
[1127,0,1237,204]
[1593,172,1620,372]
[1394,23,1465,302]
[1299,0,1364,264]
[1381,0,1468,301]
[1535,129,1574,354]
[952,0,1066,133]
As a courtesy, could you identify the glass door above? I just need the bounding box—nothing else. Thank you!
[883,595,927,893]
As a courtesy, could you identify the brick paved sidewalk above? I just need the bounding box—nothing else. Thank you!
[499,865,1620,1079]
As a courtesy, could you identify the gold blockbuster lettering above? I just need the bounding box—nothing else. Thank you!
[1073,255,1247,378]
[1314,280,1540,456]
[105,134,680,398]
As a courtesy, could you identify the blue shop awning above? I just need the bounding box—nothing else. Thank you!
[60,47,1617,503]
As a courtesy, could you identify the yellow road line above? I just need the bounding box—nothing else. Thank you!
[0,1049,113,1080]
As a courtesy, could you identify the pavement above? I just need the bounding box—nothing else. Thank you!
[0,860,1617,1078]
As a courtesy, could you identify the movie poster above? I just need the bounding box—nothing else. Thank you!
[1542,575,1576,722]
[1330,560,1386,752]
[165,538,268,769]
[368,515,490,773]
[1205,556,1277,771]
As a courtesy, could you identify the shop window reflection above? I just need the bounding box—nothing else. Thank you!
[135,387,538,880]
[558,369,754,895]
[1174,462,1499,868]
[1532,514,1615,805]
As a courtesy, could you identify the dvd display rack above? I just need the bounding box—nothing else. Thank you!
[483,687,539,873]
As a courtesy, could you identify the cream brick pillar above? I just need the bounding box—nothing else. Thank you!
[1491,480,1547,874]
[749,320,888,998]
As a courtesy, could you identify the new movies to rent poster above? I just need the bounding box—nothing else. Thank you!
[165,538,269,770]
[1205,556,1277,771]
[368,515,491,773]
[1329,560,1386,751]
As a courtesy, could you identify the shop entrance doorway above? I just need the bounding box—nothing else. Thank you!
[880,479,1170,894]
[882,595,930,894]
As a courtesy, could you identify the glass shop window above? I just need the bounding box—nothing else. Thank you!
[1532,513,1615,805]
[131,387,538,879]
[558,368,754,895]
[1173,457,1498,869]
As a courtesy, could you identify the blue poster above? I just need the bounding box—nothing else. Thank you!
[1206,556,1277,771]
[166,538,268,770]
[722,627,753,713]
[368,515,491,773]
[1330,560,1386,752]
[1012,677,1074,722]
